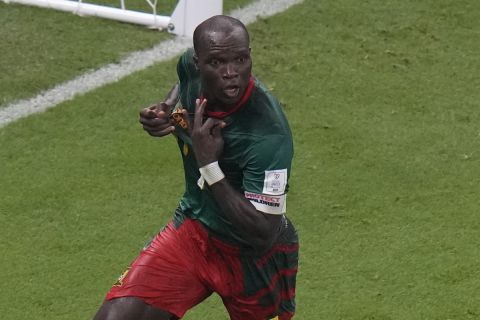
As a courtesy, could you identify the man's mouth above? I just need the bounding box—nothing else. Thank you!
[223,86,240,98]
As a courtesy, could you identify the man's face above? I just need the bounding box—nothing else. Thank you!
[195,29,252,109]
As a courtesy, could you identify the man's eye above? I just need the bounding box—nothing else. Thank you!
[210,59,221,66]
[237,57,246,63]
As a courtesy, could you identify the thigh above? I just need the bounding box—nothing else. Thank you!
[94,297,176,320]
[223,222,299,320]
[104,220,212,319]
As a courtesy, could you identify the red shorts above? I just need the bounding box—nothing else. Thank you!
[105,216,298,319]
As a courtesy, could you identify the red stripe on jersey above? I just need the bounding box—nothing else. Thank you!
[201,75,255,119]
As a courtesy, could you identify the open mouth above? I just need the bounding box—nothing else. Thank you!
[223,86,240,98]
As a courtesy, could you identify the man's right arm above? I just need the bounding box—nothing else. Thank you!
[139,83,180,137]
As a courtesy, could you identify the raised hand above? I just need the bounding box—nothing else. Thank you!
[191,99,226,167]
[139,102,175,137]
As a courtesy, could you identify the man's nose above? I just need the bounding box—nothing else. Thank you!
[223,63,238,78]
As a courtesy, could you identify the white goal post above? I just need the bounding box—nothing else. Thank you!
[1,0,223,37]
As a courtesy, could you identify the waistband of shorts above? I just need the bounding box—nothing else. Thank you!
[173,207,297,255]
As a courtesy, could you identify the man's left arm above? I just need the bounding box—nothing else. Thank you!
[209,179,284,252]
[191,99,287,252]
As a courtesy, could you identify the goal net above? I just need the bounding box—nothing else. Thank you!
[1,0,223,36]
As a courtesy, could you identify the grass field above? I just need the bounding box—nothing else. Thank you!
[1,0,480,319]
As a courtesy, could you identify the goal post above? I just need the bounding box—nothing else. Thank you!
[1,0,223,37]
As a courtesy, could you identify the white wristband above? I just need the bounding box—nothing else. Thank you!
[198,161,225,186]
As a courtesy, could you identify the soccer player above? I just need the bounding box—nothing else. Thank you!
[93,15,298,320]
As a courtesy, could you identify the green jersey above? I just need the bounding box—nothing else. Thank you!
[173,49,294,246]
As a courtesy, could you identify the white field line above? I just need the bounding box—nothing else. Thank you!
[0,0,303,128]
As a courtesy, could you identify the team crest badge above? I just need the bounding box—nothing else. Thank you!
[170,108,189,129]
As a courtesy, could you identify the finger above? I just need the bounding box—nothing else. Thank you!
[210,121,226,137]
[202,117,225,131]
[139,116,171,128]
[140,104,171,119]
[142,123,174,133]
[154,102,170,113]
[194,98,207,129]
[144,125,175,137]
[139,107,158,119]
[154,110,169,119]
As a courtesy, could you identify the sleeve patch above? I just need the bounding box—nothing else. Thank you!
[245,191,286,215]
[263,169,287,195]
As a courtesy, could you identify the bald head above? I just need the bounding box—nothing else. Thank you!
[193,15,250,55]
[190,15,252,108]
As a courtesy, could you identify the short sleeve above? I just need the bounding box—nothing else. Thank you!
[242,134,293,215]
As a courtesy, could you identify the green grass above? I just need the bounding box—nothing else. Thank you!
[2,0,480,319]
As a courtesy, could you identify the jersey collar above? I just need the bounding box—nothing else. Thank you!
[201,76,255,119]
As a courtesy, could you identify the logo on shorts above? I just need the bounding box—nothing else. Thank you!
[113,267,130,287]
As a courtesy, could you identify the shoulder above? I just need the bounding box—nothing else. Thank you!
[177,48,198,81]
[177,48,201,108]
[251,78,276,103]
[249,78,285,119]
[244,77,291,133]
